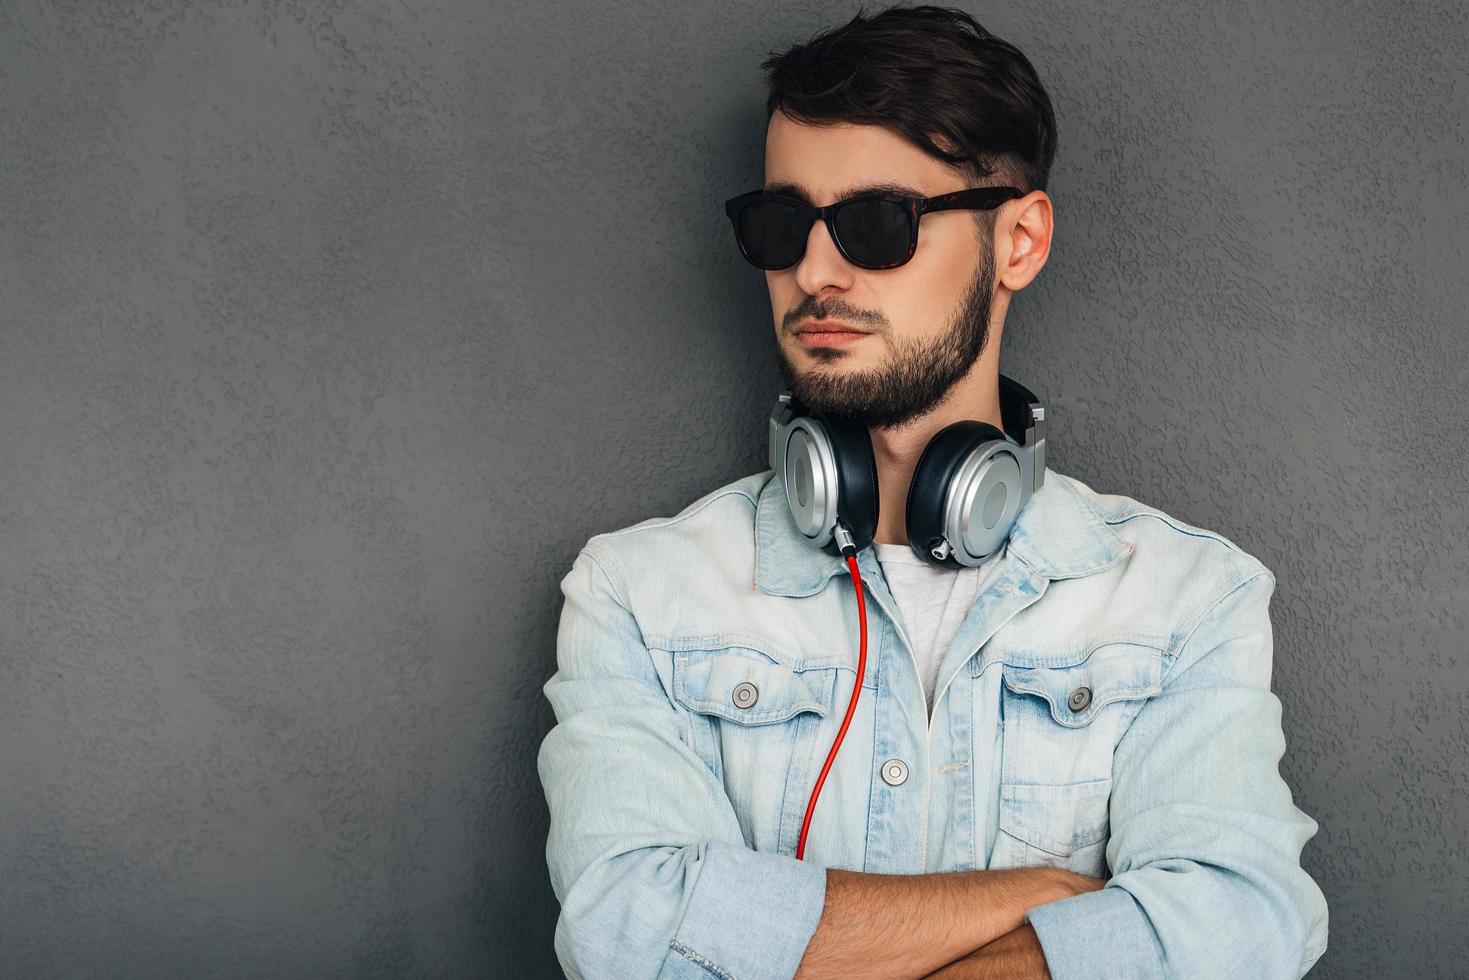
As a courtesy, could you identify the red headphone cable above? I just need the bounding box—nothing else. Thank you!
[796,538,866,862]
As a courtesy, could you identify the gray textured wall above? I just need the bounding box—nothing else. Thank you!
[1,1,1464,977]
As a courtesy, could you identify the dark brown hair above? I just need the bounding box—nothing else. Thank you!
[761,4,1057,195]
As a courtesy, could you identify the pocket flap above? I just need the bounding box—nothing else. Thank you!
[1000,639,1164,728]
[673,646,837,726]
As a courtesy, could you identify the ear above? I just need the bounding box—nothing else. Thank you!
[996,190,1053,292]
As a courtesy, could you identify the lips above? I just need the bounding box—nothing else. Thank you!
[795,319,869,336]
[794,321,871,348]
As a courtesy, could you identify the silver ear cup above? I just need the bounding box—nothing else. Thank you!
[781,417,839,545]
[944,445,1025,566]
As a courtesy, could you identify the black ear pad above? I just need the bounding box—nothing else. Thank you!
[807,407,879,555]
[905,420,1008,564]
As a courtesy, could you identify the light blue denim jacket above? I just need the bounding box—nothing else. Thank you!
[538,465,1329,979]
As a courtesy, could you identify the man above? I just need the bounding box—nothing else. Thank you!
[538,6,1328,978]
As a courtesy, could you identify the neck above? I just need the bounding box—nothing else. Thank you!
[868,352,1004,547]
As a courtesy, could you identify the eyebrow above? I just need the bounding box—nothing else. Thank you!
[761,179,927,203]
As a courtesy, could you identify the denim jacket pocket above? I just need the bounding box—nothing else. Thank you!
[668,640,846,853]
[986,635,1166,875]
[994,635,1166,785]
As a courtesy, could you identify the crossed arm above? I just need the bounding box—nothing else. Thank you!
[792,865,1103,979]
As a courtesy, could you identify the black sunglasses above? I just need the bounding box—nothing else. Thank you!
[723,185,1024,271]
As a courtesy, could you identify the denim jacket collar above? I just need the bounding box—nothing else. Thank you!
[753,466,1133,596]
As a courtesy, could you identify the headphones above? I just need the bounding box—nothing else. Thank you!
[767,373,1047,568]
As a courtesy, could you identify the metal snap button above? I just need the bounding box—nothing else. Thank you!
[732,681,759,709]
[1067,686,1092,712]
[881,758,909,786]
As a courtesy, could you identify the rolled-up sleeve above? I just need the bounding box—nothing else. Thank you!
[537,544,828,980]
[1025,568,1330,979]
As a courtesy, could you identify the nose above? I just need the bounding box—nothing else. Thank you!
[791,215,856,295]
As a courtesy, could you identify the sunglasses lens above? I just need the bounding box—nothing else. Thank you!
[737,199,806,269]
[833,198,911,267]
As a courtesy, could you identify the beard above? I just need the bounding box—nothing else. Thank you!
[774,240,997,430]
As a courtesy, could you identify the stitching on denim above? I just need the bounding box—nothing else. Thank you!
[577,547,633,612]
[668,650,836,725]
[861,618,890,871]
[1001,676,1161,726]
[1104,510,1247,553]
[1162,570,1274,685]
[669,938,737,979]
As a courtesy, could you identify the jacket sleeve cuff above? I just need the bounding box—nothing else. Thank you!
[1025,885,1166,980]
[670,839,828,980]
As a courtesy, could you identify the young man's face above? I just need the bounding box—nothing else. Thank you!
[762,110,999,430]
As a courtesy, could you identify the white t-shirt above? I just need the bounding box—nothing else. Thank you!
[872,541,1005,718]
